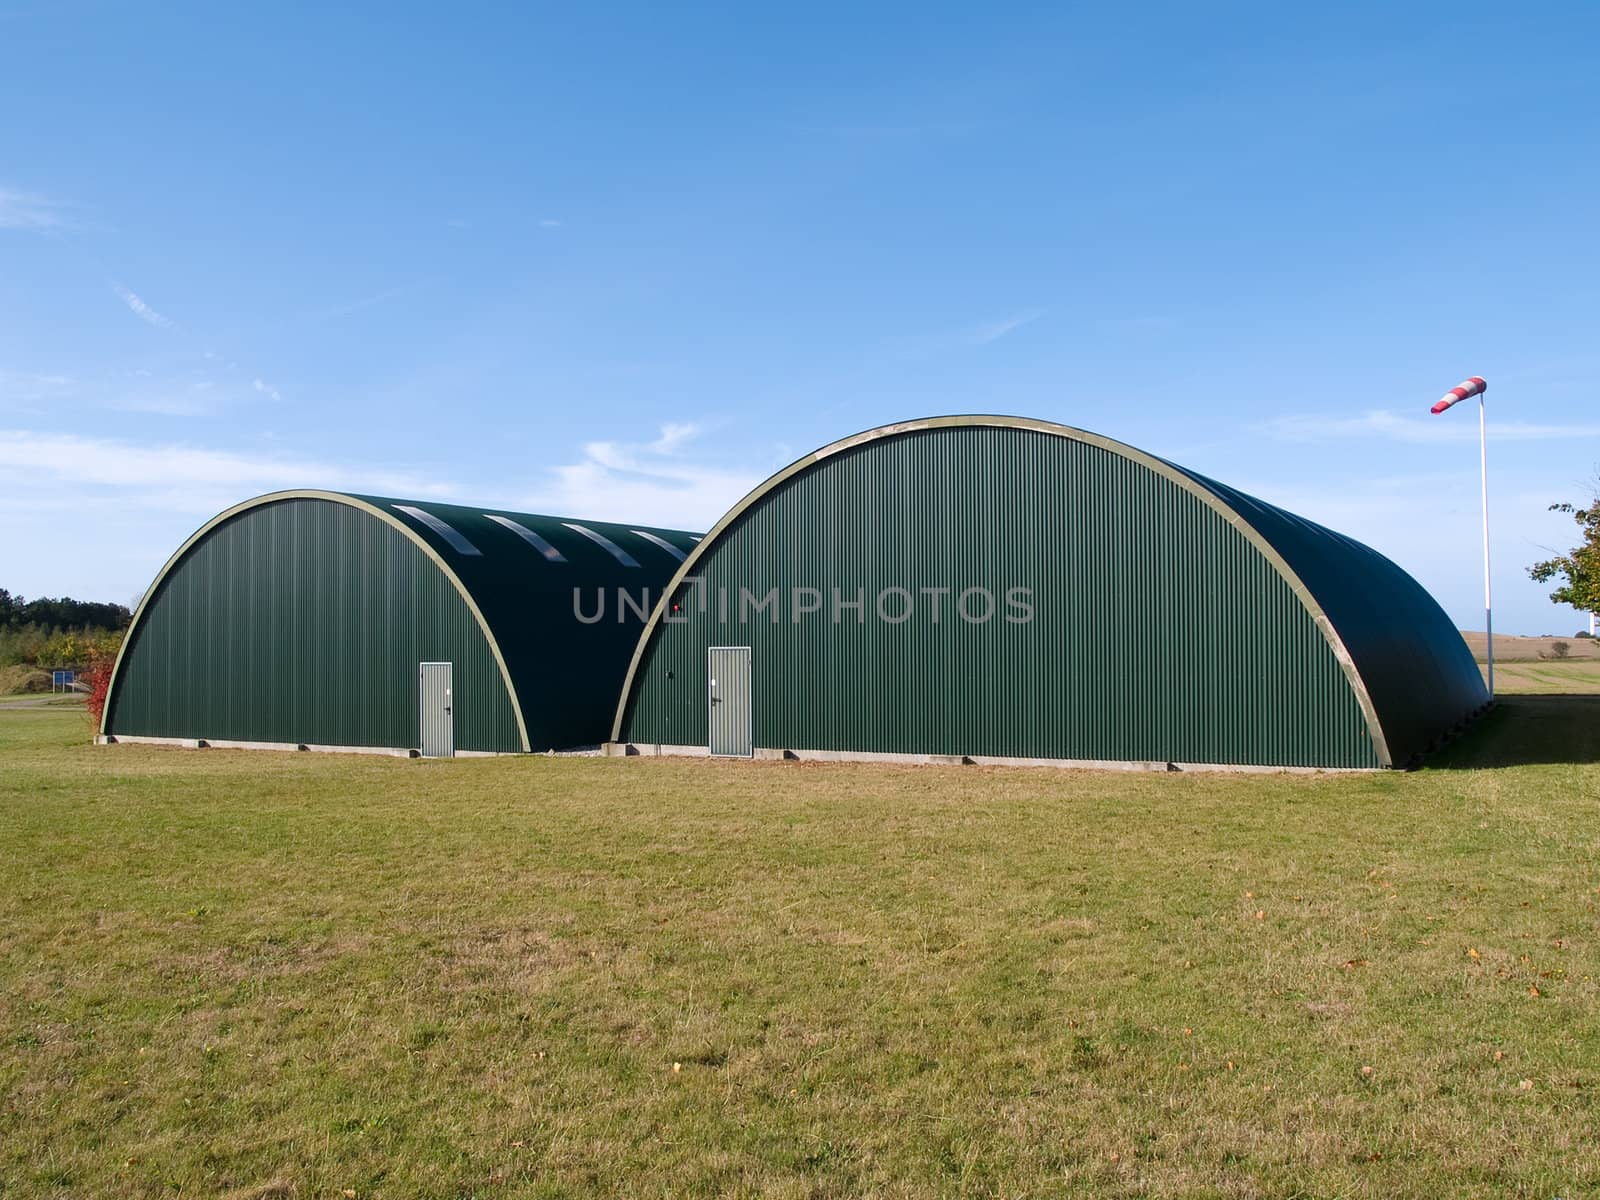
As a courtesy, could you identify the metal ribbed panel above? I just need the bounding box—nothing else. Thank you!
[707,646,752,756]
[418,662,454,757]
[621,426,1380,768]
[106,498,521,752]
[1174,468,1488,765]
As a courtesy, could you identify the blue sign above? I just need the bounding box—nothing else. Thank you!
[52,669,75,689]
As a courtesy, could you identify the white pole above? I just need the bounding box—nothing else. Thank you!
[1479,392,1493,694]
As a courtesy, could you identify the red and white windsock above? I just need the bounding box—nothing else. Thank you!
[1431,376,1487,414]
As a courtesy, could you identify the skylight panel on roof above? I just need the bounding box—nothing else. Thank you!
[484,514,567,562]
[629,530,688,563]
[561,522,640,567]
[393,505,481,556]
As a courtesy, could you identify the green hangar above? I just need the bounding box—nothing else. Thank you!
[101,491,699,756]
[609,416,1488,770]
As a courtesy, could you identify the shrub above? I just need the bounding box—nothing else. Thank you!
[0,665,50,695]
[1547,640,1572,660]
[0,623,51,667]
[81,634,123,729]
[39,628,123,669]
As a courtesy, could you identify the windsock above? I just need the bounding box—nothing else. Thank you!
[1431,376,1486,414]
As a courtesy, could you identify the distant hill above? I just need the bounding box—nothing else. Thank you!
[1459,631,1600,663]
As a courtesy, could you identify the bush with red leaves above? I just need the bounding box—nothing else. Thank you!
[81,636,122,731]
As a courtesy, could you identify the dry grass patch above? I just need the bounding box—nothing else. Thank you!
[2,704,1599,1197]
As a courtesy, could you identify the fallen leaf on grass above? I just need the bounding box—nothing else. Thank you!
[1467,947,1481,960]
[1518,1079,1534,1092]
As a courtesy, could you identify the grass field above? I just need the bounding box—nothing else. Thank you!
[1486,660,1600,694]
[1461,631,1600,662]
[3,686,1599,1198]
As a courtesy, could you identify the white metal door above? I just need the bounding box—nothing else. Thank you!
[419,662,454,758]
[707,647,752,757]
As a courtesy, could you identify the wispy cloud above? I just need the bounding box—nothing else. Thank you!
[0,430,455,506]
[650,422,699,454]
[111,282,173,329]
[1260,409,1600,444]
[107,387,218,418]
[521,423,763,530]
[890,308,1046,359]
[104,369,223,418]
[15,355,292,419]
[0,370,73,414]
[0,187,66,230]
[538,218,563,228]
[964,308,1044,345]
[0,431,459,602]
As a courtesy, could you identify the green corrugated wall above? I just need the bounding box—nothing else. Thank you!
[618,425,1384,768]
[106,497,522,751]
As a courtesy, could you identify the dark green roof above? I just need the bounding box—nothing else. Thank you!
[1163,466,1489,766]
[346,494,700,750]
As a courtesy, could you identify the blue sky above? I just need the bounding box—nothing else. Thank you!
[2,1,1598,634]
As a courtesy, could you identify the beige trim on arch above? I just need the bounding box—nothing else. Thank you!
[100,489,532,753]
[607,415,1391,767]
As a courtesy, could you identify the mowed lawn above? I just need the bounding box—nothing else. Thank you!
[1484,659,1600,695]
[2,691,1599,1199]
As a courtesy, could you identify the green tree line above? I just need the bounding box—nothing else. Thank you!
[0,588,131,668]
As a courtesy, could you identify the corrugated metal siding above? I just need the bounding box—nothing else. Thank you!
[1173,469,1489,765]
[621,426,1380,768]
[106,498,522,751]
